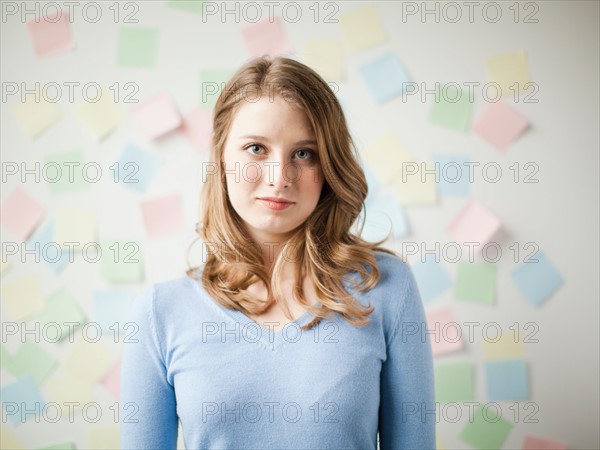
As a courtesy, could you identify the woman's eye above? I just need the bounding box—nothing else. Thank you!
[296,149,315,160]
[246,144,264,155]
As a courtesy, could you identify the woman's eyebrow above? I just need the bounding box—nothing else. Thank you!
[239,134,317,146]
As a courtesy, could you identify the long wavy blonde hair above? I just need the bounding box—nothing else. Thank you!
[186,55,397,331]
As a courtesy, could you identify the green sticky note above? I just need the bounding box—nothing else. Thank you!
[37,288,86,342]
[44,149,87,195]
[454,261,497,305]
[36,442,77,450]
[100,240,144,283]
[460,405,513,449]
[1,344,13,369]
[168,0,204,14]
[428,85,474,132]
[117,27,158,67]
[7,341,57,385]
[199,69,235,109]
[434,361,474,403]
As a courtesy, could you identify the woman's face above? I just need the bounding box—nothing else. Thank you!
[222,94,324,248]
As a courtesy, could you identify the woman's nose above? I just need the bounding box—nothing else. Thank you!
[265,157,291,189]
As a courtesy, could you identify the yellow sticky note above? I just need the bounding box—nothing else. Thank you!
[54,209,97,248]
[482,329,525,360]
[0,426,25,449]
[0,255,9,274]
[63,338,114,384]
[12,91,61,138]
[395,161,438,205]
[75,89,123,141]
[1,273,45,321]
[339,4,386,52]
[45,370,95,416]
[361,132,414,184]
[437,433,446,450]
[88,426,120,449]
[302,40,344,82]
[485,50,532,95]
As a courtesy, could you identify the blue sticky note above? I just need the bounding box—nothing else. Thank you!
[116,143,162,193]
[93,290,135,331]
[27,220,70,273]
[485,359,529,401]
[1,374,45,426]
[411,253,452,303]
[361,193,409,242]
[511,251,563,307]
[359,51,412,104]
[362,164,382,207]
[432,154,470,197]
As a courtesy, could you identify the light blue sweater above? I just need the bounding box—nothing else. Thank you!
[120,251,436,449]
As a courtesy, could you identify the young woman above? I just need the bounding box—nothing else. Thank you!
[120,56,435,449]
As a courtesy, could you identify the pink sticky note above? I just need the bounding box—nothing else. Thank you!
[472,101,529,151]
[131,92,182,140]
[447,200,501,247]
[26,10,75,58]
[0,187,45,240]
[101,359,121,400]
[181,108,213,152]
[241,17,293,57]
[522,436,566,450]
[427,307,464,356]
[140,194,185,238]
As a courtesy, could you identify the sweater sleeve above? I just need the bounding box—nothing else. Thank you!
[120,285,179,450]
[378,264,436,450]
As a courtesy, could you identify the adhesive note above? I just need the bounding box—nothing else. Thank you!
[131,92,181,140]
[522,436,566,450]
[115,143,162,193]
[26,11,74,58]
[117,27,158,67]
[199,69,235,109]
[1,273,45,321]
[36,442,77,450]
[485,358,529,401]
[302,40,344,82]
[0,375,45,426]
[459,405,513,450]
[395,160,438,206]
[359,51,412,104]
[100,358,121,400]
[1,426,25,449]
[75,89,123,140]
[181,108,213,151]
[362,165,382,207]
[87,426,120,449]
[36,288,86,341]
[436,434,446,450]
[6,341,57,385]
[44,149,87,194]
[410,254,452,304]
[12,90,61,138]
[28,220,70,273]
[472,101,529,151]
[434,361,474,403]
[482,329,525,360]
[432,154,470,197]
[361,132,413,184]
[428,85,474,132]
[0,187,45,240]
[339,4,386,52]
[63,339,114,384]
[485,50,532,95]
[1,344,13,368]
[54,208,97,247]
[140,194,185,238]
[454,261,497,305]
[241,17,293,58]
[447,200,501,247]
[44,370,94,416]
[427,308,463,356]
[93,290,135,331]
[168,0,204,14]
[511,251,564,307]
[361,193,409,242]
[0,255,9,274]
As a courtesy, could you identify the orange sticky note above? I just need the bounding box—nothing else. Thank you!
[0,187,45,240]
[447,200,501,247]
[100,359,121,400]
[181,107,213,151]
[131,92,182,140]
[472,101,529,151]
[241,17,293,57]
[140,194,185,238]
[26,10,75,58]
[427,307,464,356]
